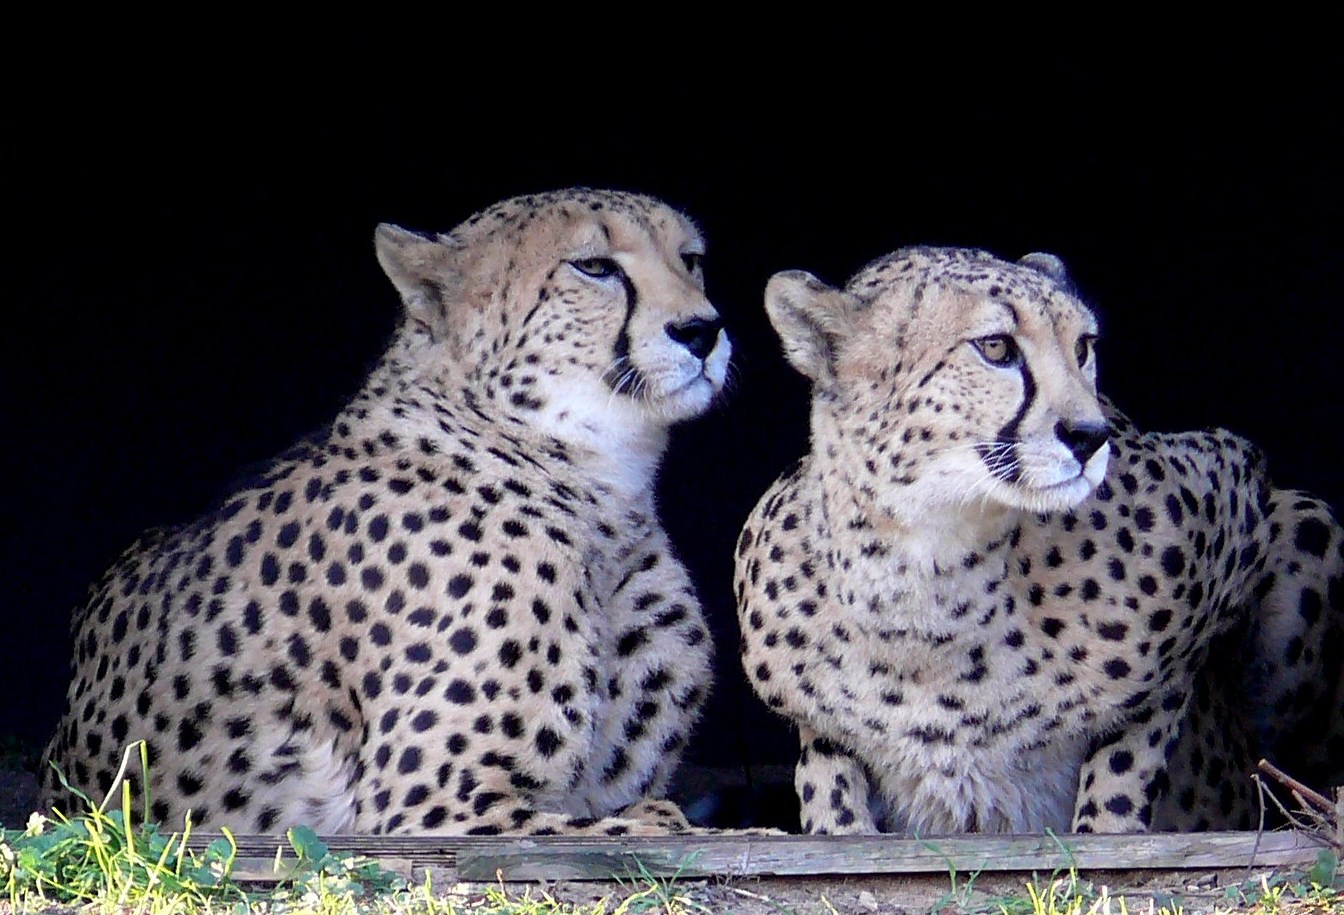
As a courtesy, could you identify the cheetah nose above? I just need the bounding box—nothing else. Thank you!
[1055,420,1110,465]
[665,316,723,360]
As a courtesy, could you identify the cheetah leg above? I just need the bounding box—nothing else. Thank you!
[794,724,879,834]
[1071,689,1188,833]
[1246,492,1344,791]
[1153,663,1259,830]
[354,760,701,836]
[589,545,714,815]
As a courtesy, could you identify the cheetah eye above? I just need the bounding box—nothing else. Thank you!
[569,257,622,280]
[1075,334,1097,368]
[681,252,704,276]
[972,335,1021,367]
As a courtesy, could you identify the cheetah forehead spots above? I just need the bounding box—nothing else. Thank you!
[847,247,1097,348]
[451,189,706,265]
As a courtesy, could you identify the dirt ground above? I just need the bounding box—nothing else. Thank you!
[437,866,1318,914]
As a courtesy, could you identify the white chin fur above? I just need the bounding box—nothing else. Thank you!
[643,332,731,422]
[995,442,1111,513]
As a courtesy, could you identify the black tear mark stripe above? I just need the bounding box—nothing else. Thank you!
[987,361,1036,483]
[605,270,644,396]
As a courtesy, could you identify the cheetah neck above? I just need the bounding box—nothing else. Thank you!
[351,350,669,503]
[816,461,1021,629]
[528,391,670,500]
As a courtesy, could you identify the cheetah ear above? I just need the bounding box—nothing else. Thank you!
[1018,252,1074,290]
[764,270,860,385]
[374,224,463,337]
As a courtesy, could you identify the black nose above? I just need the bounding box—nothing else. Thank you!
[1055,420,1109,464]
[665,316,723,360]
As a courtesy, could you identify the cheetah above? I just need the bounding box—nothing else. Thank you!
[41,188,731,835]
[734,246,1344,834]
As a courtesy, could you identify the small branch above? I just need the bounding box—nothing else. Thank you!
[1256,759,1336,816]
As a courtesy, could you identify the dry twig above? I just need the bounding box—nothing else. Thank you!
[1256,758,1342,850]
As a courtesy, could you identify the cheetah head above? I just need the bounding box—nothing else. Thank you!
[373,189,730,460]
[766,247,1109,521]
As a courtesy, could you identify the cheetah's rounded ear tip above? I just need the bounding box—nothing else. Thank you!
[766,270,825,297]
[1018,252,1070,282]
[375,224,441,247]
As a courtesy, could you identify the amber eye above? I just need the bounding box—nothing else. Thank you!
[1076,334,1097,367]
[570,257,621,279]
[681,252,704,275]
[973,335,1020,367]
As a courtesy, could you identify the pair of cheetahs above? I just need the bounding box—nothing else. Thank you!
[40,189,1344,837]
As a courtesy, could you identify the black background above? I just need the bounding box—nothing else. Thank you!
[5,47,1340,818]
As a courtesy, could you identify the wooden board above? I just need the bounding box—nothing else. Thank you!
[198,830,1331,882]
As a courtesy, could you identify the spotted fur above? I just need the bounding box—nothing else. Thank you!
[735,247,1344,834]
[42,188,731,835]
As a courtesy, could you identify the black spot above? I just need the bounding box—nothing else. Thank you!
[217,625,238,656]
[449,628,478,654]
[448,574,474,599]
[617,628,649,657]
[536,728,563,758]
[260,554,280,586]
[1104,794,1135,817]
[1159,546,1185,579]
[277,521,300,549]
[1296,517,1331,558]
[177,719,203,751]
[288,634,311,667]
[1097,622,1128,640]
[445,679,476,704]
[309,597,332,631]
[1103,658,1132,679]
[361,566,385,591]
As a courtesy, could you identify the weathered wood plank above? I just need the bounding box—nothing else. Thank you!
[194,830,1329,882]
[452,832,1325,880]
